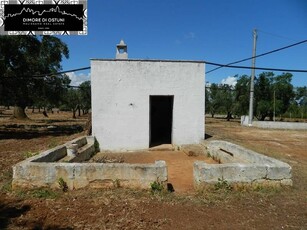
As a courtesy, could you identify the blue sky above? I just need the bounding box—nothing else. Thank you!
[60,0,307,87]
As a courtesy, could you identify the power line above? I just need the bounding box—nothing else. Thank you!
[1,67,88,88]
[257,30,296,42]
[56,61,307,74]
[1,67,91,79]
[2,58,307,83]
[32,61,307,74]
[204,61,307,73]
[33,67,91,78]
[205,86,237,91]
[206,39,307,74]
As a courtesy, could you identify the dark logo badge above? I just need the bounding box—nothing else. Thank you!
[0,0,87,35]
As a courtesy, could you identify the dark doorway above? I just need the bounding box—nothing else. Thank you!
[149,95,174,147]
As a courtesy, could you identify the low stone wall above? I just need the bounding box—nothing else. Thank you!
[12,161,167,190]
[241,115,307,130]
[12,136,167,190]
[194,140,292,187]
[31,136,95,163]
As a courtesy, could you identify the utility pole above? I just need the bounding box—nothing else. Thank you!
[273,90,276,122]
[248,29,257,125]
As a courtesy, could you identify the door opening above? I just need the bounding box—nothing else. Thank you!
[149,95,174,147]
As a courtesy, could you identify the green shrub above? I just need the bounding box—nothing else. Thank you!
[58,177,68,192]
[150,181,164,193]
[214,178,233,191]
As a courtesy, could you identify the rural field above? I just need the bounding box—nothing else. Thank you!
[0,110,306,229]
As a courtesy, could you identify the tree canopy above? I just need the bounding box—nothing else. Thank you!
[254,72,294,120]
[206,72,304,121]
[0,36,70,119]
[61,81,91,119]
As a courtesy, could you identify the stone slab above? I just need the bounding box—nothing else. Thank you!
[195,140,292,188]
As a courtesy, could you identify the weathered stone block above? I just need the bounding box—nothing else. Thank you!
[12,137,168,190]
[266,164,292,180]
[195,141,293,188]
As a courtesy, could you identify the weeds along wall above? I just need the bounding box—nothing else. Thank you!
[91,59,205,151]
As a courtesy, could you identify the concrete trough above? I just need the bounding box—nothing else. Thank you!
[12,136,167,190]
[241,115,307,130]
[31,136,95,163]
[194,140,292,188]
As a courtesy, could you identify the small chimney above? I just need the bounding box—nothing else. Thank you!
[116,39,128,59]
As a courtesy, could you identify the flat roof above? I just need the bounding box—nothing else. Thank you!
[90,58,205,64]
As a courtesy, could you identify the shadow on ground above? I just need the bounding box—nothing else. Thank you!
[0,126,84,140]
[205,133,213,139]
[0,202,30,229]
[0,202,73,230]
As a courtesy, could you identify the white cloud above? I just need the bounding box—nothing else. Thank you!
[175,32,196,45]
[221,76,237,86]
[66,72,91,86]
[184,32,196,40]
[175,39,182,45]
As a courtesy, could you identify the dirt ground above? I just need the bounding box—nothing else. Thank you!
[0,111,307,229]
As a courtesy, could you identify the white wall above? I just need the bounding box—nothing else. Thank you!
[241,115,307,130]
[91,59,205,151]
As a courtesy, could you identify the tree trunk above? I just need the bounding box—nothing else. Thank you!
[78,106,81,117]
[13,106,28,119]
[72,109,76,119]
[85,113,92,135]
[42,111,48,117]
[260,114,266,121]
[226,112,233,121]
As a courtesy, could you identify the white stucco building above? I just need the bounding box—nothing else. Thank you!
[91,40,205,151]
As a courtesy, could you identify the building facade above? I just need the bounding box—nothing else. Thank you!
[91,41,205,150]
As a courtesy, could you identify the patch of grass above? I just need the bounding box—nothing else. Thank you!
[214,178,233,191]
[48,139,59,148]
[251,184,282,195]
[0,170,13,181]
[0,171,13,193]
[0,180,12,193]
[31,188,58,199]
[13,188,59,199]
[15,189,27,199]
[23,151,39,159]
[113,179,121,188]
[195,190,233,205]
[194,181,286,206]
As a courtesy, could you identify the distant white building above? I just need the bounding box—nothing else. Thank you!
[91,40,205,151]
